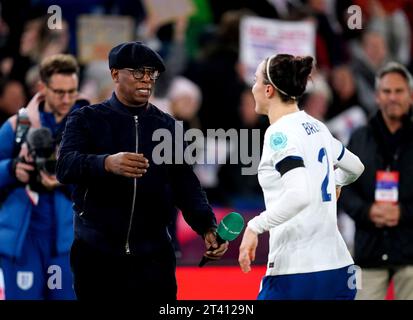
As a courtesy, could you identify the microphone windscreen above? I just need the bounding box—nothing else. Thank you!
[198,212,245,267]
[26,127,54,150]
[217,212,244,242]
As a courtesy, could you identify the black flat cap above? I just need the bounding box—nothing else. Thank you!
[108,41,165,72]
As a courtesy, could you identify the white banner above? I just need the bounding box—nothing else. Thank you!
[240,17,316,85]
[77,15,135,64]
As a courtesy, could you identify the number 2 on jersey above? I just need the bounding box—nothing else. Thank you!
[318,147,332,202]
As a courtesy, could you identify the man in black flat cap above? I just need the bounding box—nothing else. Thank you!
[56,41,228,300]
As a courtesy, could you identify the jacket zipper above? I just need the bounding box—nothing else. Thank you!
[79,189,88,217]
[125,115,139,254]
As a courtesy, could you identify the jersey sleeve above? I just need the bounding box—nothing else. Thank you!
[335,147,365,186]
[247,167,311,234]
[329,135,364,186]
[266,128,304,172]
[331,136,346,165]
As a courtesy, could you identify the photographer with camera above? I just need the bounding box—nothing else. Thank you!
[16,126,59,192]
[0,54,88,299]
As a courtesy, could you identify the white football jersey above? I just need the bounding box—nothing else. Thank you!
[255,111,354,276]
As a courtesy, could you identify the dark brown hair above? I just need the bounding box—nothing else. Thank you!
[39,54,79,84]
[263,54,314,103]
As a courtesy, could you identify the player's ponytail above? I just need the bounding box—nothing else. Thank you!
[264,54,314,103]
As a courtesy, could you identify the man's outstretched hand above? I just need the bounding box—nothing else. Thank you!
[105,152,149,178]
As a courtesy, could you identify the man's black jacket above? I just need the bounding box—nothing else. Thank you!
[339,111,413,267]
[56,93,216,256]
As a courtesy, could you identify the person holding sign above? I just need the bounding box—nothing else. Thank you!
[340,62,413,300]
[238,54,364,300]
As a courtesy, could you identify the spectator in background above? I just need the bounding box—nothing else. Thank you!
[0,78,26,126]
[2,17,45,93]
[184,9,252,132]
[218,86,267,208]
[327,65,364,119]
[146,16,189,100]
[239,87,265,129]
[368,0,411,66]
[402,1,413,71]
[80,61,113,104]
[325,65,367,145]
[0,54,87,299]
[340,62,413,300]
[2,15,70,88]
[134,14,191,114]
[351,31,389,116]
[166,76,202,130]
[301,73,332,121]
[0,0,34,60]
[29,0,120,55]
[354,0,411,65]
[25,65,41,98]
[306,0,350,70]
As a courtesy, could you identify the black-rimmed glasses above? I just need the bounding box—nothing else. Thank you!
[123,67,160,81]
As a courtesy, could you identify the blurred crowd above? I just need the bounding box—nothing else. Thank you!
[1,0,412,209]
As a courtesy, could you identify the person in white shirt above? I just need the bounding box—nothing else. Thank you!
[238,54,365,300]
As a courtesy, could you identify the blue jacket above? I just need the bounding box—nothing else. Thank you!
[0,101,85,259]
[56,93,216,256]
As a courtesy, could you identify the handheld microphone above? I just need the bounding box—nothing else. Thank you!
[26,127,55,158]
[26,127,56,174]
[199,212,244,267]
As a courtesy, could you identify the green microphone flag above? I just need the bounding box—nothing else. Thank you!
[199,212,245,267]
[217,212,245,241]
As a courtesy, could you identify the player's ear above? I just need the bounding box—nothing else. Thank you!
[265,84,274,98]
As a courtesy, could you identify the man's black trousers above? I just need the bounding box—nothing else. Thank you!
[70,238,177,300]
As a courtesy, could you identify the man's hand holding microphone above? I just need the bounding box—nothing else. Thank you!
[202,228,229,262]
[200,212,245,267]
